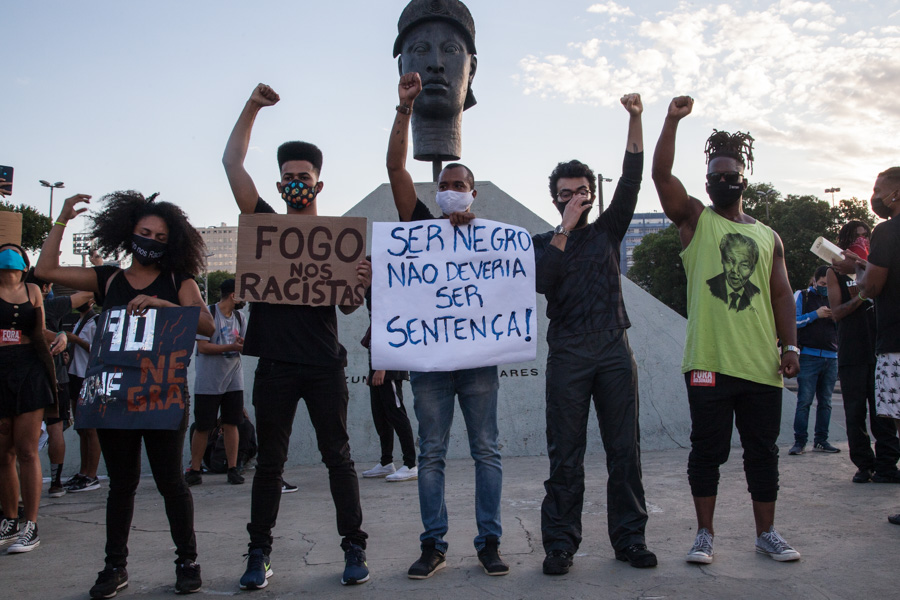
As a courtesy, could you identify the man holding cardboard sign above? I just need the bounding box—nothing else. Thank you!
[385,72,509,579]
[223,83,372,589]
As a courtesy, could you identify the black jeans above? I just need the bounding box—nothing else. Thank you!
[839,364,900,475]
[370,379,416,468]
[247,359,367,554]
[541,329,648,554]
[96,405,195,568]
[686,372,781,502]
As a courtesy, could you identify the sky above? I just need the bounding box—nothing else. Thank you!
[4,0,899,264]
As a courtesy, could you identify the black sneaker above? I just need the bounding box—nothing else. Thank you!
[89,566,128,599]
[407,540,446,579]
[853,468,874,483]
[341,544,370,585]
[227,467,245,485]
[542,549,574,575]
[240,549,273,590]
[477,535,509,576]
[7,520,39,553]
[175,560,202,594]
[813,441,840,453]
[68,475,101,493]
[0,517,19,546]
[281,481,298,494]
[184,469,202,487]
[872,470,900,483]
[615,543,658,568]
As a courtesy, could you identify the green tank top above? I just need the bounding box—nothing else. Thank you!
[680,207,782,388]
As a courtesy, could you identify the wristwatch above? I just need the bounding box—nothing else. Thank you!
[554,225,570,238]
[783,345,800,354]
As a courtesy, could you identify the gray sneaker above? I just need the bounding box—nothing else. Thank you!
[755,527,800,561]
[686,528,714,564]
[788,443,805,455]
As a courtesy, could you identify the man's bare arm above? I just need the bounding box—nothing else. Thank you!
[223,84,280,215]
[386,73,422,223]
[652,96,704,247]
[825,267,862,322]
[770,233,799,377]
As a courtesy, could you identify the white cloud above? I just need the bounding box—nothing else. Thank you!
[587,2,634,17]
[516,1,900,193]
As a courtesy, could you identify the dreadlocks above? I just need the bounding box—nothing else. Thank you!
[704,129,755,174]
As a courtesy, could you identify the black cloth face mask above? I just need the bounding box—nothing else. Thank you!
[707,181,743,209]
[130,234,167,266]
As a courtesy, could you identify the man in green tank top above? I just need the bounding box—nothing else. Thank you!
[651,96,801,564]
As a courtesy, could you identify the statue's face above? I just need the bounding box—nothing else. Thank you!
[399,20,475,119]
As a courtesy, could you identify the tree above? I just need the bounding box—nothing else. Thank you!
[626,224,687,317]
[0,201,52,250]
[196,270,235,304]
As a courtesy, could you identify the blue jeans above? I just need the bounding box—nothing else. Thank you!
[410,366,501,553]
[793,354,838,445]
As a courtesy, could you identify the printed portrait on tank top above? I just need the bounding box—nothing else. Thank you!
[706,233,760,313]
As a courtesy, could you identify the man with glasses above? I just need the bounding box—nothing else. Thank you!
[652,96,801,564]
[533,93,657,574]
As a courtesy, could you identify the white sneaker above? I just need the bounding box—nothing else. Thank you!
[362,462,395,478]
[685,528,713,564]
[386,465,418,482]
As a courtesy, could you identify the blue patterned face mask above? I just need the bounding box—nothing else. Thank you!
[816,285,828,297]
[281,180,318,210]
[0,248,27,271]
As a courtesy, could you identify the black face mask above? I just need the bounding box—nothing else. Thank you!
[871,196,893,219]
[234,301,246,310]
[553,200,591,229]
[707,181,743,209]
[130,234,167,266]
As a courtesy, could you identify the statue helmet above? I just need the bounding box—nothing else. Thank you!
[393,0,477,58]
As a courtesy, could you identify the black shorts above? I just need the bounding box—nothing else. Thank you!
[0,345,55,419]
[193,390,244,430]
[45,383,72,426]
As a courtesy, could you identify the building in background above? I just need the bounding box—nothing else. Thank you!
[198,222,238,273]
[620,212,672,275]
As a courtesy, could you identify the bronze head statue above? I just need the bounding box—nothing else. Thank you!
[394,0,477,162]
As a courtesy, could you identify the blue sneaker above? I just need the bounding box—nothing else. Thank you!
[239,549,272,590]
[341,544,369,585]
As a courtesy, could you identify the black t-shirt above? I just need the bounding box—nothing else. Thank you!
[241,198,348,368]
[868,215,900,353]
[532,151,642,343]
[833,271,876,366]
[93,265,191,310]
[44,296,73,383]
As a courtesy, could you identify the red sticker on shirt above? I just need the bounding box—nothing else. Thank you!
[690,370,716,387]
[1,329,22,344]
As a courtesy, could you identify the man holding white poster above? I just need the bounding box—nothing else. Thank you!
[382,72,525,579]
[535,93,657,574]
[223,84,372,589]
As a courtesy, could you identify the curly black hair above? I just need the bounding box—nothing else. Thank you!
[89,191,206,276]
[705,129,755,174]
[548,160,597,201]
[837,220,869,250]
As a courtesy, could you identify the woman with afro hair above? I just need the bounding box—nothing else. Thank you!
[36,190,213,597]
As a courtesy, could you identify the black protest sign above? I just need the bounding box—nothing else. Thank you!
[75,306,200,430]
[235,214,367,306]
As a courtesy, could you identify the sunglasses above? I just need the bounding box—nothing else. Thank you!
[706,172,743,185]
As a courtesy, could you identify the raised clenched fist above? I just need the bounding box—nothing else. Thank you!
[250,84,280,108]
[398,72,422,105]
[667,96,694,120]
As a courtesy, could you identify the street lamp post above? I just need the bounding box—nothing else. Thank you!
[203,252,215,303]
[39,180,65,217]
[824,187,841,207]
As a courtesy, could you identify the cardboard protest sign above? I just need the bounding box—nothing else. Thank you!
[371,218,537,372]
[75,306,200,430]
[0,211,23,246]
[235,214,367,306]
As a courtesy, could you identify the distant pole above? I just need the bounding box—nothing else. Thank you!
[825,187,841,207]
[39,180,65,217]
[432,160,442,183]
[597,174,612,212]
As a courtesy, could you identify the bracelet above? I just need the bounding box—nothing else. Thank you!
[55,331,66,338]
[54,221,67,227]
[783,344,800,354]
[396,104,412,115]
[858,292,867,301]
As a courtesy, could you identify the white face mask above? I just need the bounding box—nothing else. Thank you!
[435,190,474,215]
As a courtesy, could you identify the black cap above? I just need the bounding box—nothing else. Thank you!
[393,0,476,58]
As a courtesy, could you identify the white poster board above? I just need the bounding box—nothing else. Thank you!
[371,218,537,372]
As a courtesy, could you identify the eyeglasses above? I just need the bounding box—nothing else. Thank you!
[706,172,743,185]
[556,187,591,202]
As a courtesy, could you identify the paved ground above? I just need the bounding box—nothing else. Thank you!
[5,440,899,600]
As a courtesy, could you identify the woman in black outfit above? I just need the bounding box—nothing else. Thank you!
[36,191,213,598]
